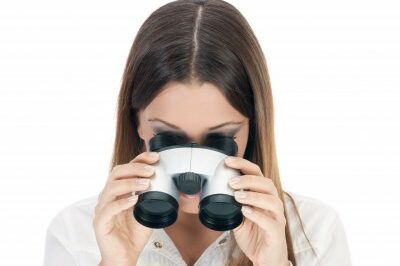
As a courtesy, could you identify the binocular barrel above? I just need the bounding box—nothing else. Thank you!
[133,132,243,231]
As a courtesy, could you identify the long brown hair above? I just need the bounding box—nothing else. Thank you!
[110,0,315,265]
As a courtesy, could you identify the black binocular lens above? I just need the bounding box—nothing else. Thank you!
[199,194,243,231]
[133,191,179,228]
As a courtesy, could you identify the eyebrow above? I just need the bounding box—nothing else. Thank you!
[148,117,244,131]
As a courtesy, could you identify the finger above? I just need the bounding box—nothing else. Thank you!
[224,156,263,176]
[103,178,151,200]
[233,191,284,218]
[108,161,157,181]
[130,151,160,163]
[96,178,151,214]
[228,174,279,197]
[94,195,139,235]
[239,205,286,237]
[106,152,159,182]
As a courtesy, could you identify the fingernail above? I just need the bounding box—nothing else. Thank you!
[229,177,240,185]
[136,178,150,185]
[235,191,247,199]
[225,156,236,164]
[148,152,159,158]
[144,165,155,172]
[242,206,252,214]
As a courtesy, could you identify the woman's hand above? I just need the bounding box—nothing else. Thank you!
[224,156,289,266]
[93,151,160,266]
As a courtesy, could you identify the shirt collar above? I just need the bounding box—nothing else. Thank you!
[146,228,233,265]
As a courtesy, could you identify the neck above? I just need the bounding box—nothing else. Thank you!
[165,209,223,240]
[175,209,204,231]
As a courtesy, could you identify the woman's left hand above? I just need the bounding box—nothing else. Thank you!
[224,156,289,266]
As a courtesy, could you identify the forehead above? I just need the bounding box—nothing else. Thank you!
[141,81,245,126]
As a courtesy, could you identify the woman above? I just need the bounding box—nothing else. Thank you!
[43,0,352,265]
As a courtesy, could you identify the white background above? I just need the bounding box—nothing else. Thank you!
[0,0,399,265]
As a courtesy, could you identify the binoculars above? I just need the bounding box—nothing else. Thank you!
[133,131,244,231]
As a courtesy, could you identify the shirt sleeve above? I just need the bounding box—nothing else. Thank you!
[43,214,77,266]
[318,211,352,266]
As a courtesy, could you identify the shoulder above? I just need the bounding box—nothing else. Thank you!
[47,194,98,232]
[283,191,345,254]
[45,194,100,255]
[283,191,352,265]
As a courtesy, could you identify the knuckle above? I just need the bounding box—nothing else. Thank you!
[109,165,122,179]
[142,170,155,178]
[129,162,139,167]
[112,164,122,172]
[106,180,115,192]
[132,162,146,172]
[250,162,261,173]
[145,151,159,159]
[273,187,279,197]
[126,178,136,187]
[132,162,156,177]
[130,152,158,164]
[275,197,284,210]
[130,153,144,163]
[116,198,126,208]
[140,151,152,158]
[265,178,279,195]
[125,178,138,190]
[251,191,260,201]
[108,189,116,198]
[131,178,146,188]
[249,175,262,184]
[102,185,114,198]
[243,174,254,184]
[129,157,138,164]
[277,215,287,227]
[264,176,274,186]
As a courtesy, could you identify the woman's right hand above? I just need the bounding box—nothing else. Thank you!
[93,151,160,266]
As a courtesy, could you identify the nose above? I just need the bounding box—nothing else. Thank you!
[184,133,203,145]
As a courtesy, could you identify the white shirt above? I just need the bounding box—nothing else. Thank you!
[43,191,352,266]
